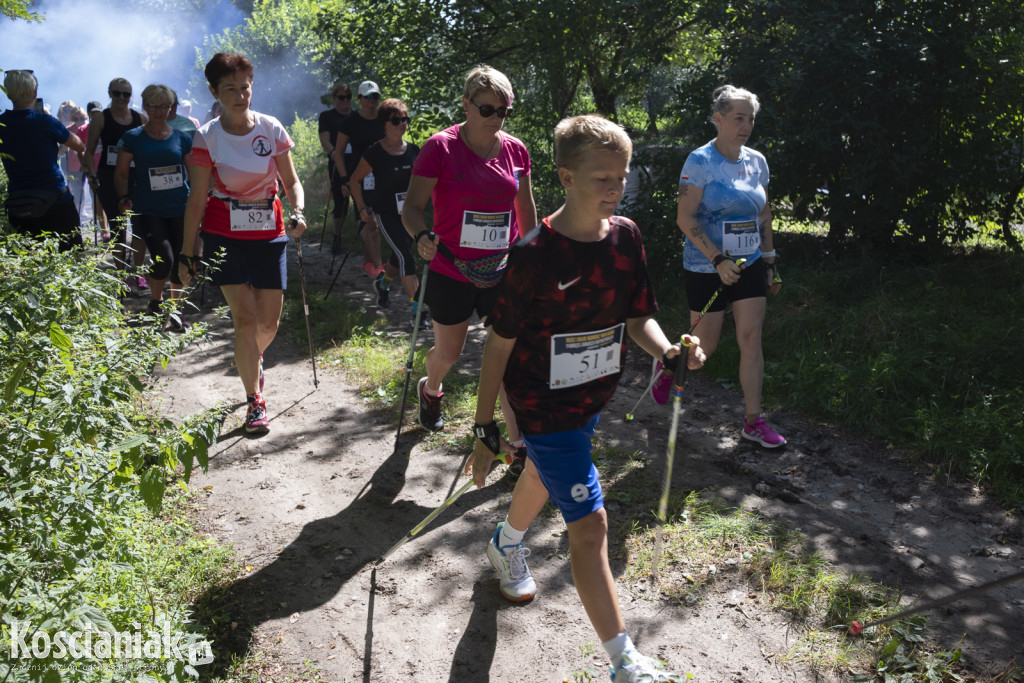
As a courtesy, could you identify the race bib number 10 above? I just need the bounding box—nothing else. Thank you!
[460,211,511,250]
[229,198,276,231]
[721,218,760,256]
[549,323,624,389]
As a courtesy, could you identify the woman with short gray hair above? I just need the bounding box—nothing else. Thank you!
[669,84,786,448]
[0,69,85,250]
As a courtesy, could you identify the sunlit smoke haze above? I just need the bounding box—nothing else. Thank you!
[1,0,246,117]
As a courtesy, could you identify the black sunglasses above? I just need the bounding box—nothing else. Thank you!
[110,90,132,98]
[360,92,381,100]
[470,100,513,119]
[388,116,411,125]
[334,93,351,100]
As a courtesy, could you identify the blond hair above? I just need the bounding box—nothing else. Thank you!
[554,115,632,171]
[141,84,175,108]
[463,65,514,107]
[3,69,38,105]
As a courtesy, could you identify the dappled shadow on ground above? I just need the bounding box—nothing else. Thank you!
[609,361,1024,675]
[192,433,512,680]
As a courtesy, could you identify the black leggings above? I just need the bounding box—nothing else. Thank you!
[134,213,184,284]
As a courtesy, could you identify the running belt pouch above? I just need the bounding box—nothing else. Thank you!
[435,240,510,288]
[4,189,63,220]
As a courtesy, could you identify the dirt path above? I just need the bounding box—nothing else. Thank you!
[155,240,1022,682]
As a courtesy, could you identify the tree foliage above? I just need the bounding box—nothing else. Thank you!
[197,0,344,125]
[709,0,1024,250]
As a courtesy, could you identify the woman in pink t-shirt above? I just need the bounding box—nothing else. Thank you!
[402,65,537,480]
[179,52,307,435]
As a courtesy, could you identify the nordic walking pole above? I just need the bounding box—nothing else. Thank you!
[650,335,695,584]
[317,168,334,251]
[291,214,319,389]
[395,236,434,439]
[377,451,511,564]
[848,568,1024,636]
[625,258,745,423]
[323,219,366,301]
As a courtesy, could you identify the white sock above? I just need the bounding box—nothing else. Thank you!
[603,631,634,669]
[509,439,524,448]
[425,382,442,396]
[497,517,526,548]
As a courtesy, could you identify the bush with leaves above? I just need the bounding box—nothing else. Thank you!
[0,234,225,681]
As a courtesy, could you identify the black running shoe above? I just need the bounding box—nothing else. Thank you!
[331,233,346,256]
[373,273,391,308]
[417,377,443,432]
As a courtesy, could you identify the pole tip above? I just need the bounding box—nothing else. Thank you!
[848,621,863,636]
[625,413,634,423]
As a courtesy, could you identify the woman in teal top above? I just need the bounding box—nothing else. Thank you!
[115,84,192,327]
[673,85,785,449]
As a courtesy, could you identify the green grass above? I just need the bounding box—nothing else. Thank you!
[654,220,1024,509]
[273,221,1024,679]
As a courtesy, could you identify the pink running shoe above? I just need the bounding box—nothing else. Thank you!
[742,417,786,448]
[245,394,269,434]
[650,358,672,405]
[362,261,385,278]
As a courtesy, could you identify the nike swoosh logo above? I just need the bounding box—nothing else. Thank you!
[558,277,582,290]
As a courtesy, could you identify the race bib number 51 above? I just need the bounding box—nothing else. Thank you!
[549,323,624,389]
[229,198,276,231]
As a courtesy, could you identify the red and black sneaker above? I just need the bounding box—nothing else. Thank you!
[507,446,527,485]
[417,377,444,432]
[245,393,269,434]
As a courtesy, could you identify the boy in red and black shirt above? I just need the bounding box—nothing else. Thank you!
[468,115,703,682]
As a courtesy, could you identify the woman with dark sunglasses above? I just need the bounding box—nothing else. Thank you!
[84,77,149,288]
[348,98,421,323]
[331,80,386,276]
[318,80,354,255]
[401,64,536,481]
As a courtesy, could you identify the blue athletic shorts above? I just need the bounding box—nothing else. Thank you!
[522,414,604,524]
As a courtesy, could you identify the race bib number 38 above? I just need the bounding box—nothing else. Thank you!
[721,218,760,256]
[460,211,511,250]
[549,323,624,389]
[148,165,184,191]
[229,198,276,231]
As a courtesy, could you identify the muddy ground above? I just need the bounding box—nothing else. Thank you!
[153,238,1022,683]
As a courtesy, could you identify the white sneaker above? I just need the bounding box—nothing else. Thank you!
[486,522,536,602]
[610,650,684,682]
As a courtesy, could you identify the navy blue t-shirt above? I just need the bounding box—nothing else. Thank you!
[0,109,71,193]
[118,127,192,217]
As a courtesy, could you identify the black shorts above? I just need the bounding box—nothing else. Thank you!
[8,194,82,252]
[97,168,134,239]
[134,214,185,284]
[327,160,350,220]
[201,233,288,290]
[424,268,500,325]
[685,258,766,313]
[376,213,416,277]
